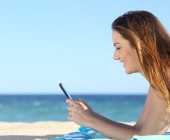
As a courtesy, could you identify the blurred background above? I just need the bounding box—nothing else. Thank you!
[0,0,169,122]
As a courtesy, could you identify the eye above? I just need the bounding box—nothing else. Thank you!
[116,47,121,50]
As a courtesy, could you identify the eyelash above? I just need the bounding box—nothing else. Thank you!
[116,47,121,50]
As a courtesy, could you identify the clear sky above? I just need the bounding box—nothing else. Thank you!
[0,0,169,95]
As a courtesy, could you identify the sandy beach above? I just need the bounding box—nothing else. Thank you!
[0,121,80,140]
[0,121,169,140]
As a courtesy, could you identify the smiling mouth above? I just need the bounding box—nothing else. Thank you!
[121,61,126,67]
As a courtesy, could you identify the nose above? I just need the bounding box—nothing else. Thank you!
[113,51,120,60]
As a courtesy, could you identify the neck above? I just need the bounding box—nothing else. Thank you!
[139,69,147,80]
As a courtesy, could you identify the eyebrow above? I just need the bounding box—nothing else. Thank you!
[114,43,120,46]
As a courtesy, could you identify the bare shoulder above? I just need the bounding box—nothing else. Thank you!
[149,87,167,111]
[140,86,170,135]
[134,86,153,130]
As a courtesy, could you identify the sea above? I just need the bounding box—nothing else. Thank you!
[0,94,146,123]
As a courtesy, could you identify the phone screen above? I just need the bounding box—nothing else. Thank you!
[59,83,72,99]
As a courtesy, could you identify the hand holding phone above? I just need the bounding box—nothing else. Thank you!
[59,83,72,99]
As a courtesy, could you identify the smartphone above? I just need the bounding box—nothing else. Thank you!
[59,83,72,99]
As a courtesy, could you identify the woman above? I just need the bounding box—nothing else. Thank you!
[66,11,170,139]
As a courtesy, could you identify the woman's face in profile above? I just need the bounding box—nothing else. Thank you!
[112,30,143,75]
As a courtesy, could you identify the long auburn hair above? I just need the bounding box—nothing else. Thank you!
[112,11,170,106]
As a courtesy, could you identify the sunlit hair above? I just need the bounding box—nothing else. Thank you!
[112,11,170,106]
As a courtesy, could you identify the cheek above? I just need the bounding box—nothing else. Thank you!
[121,51,132,60]
[128,51,140,67]
[127,48,137,59]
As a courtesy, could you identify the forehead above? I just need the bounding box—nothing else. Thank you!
[112,30,124,42]
[112,30,134,48]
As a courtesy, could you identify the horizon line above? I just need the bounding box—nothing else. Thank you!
[0,92,147,95]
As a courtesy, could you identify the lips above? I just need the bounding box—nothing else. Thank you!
[121,61,126,67]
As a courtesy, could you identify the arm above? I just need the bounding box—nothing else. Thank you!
[86,88,152,139]
[139,87,170,135]
[92,87,170,138]
[67,99,140,139]
[93,112,136,130]
[79,99,136,130]
[92,87,152,131]
[67,99,141,139]
[134,86,152,130]
[66,87,170,139]
[90,113,141,139]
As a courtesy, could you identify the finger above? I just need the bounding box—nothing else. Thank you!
[67,115,72,121]
[67,112,77,121]
[66,99,72,105]
[67,105,77,112]
[66,99,79,107]
[78,98,88,106]
[75,100,84,108]
[69,111,77,118]
[67,106,72,111]
[78,99,89,109]
[79,102,88,110]
[69,111,72,117]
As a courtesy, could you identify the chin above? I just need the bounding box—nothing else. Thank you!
[125,69,136,74]
[125,71,133,74]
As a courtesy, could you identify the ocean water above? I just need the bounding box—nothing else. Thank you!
[0,94,146,123]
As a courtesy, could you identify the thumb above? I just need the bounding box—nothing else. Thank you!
[78,98,86,104]
[78,98,90,107]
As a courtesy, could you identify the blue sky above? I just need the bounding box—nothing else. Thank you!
[0,0,169,95]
